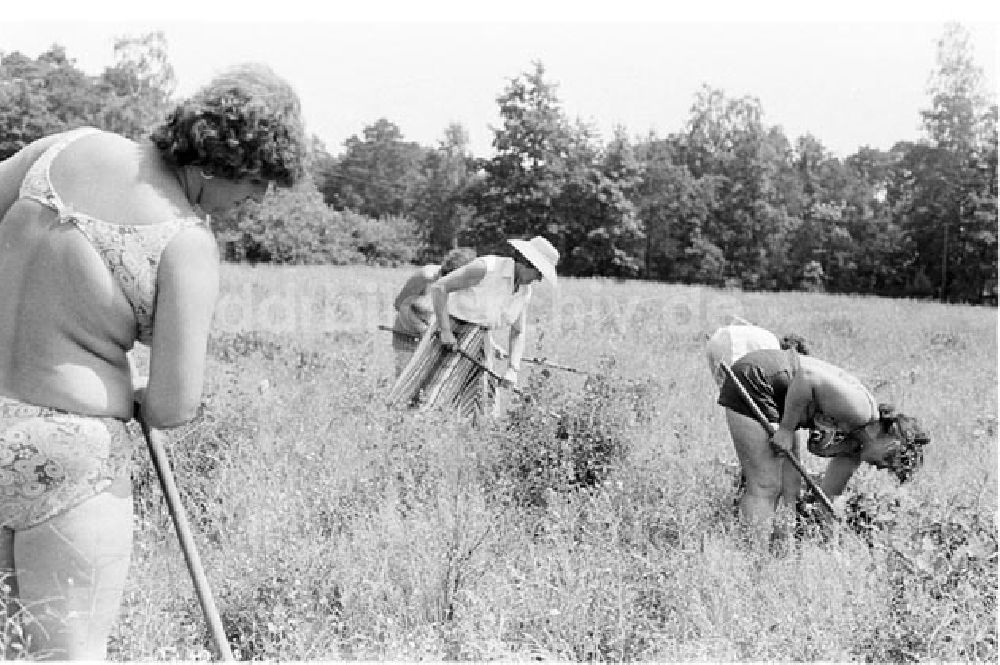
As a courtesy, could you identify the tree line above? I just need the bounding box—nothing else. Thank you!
[2,24,996,303]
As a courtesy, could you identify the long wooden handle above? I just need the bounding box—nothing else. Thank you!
[378,325,588,375]
[450,346,527,397]
[719,363,839,519]
[140,418,235,661]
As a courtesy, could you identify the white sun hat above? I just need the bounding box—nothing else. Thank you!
[508,236,560,286]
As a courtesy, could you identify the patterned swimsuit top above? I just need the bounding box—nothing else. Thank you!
[18,127,208,344]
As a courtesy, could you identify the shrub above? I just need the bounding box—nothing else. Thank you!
[214,185,426,266]
[841,476,998,661]
[483,358,655,509]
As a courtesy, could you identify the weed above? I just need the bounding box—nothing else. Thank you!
[107,265,997,662]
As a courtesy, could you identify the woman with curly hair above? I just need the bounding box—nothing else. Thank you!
[0,63,305,659]
[717,348,930,545]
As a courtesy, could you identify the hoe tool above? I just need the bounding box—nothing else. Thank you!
[138,414,235,661]
[719,363,839,519]
[378,325,587,375]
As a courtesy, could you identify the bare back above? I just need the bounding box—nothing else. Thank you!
[797,355,878,430]
[0,129,200,419]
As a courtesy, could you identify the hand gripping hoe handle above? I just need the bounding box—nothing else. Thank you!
[719,363,839,519]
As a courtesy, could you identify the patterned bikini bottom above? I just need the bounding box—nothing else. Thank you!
[0,396,134,530]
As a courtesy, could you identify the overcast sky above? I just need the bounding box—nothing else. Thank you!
[2,2,997,158]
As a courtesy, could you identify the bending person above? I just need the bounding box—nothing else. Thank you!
[391,248,476,377]
[0,63,306,659]
[705,322,811,503]
[387,236,559,420]
[717,348,929,544]
[705,320,810,388]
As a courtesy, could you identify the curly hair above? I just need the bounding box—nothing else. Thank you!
[881,413,931,483]
[779,334,811,355]
[150,63,306,187]
[440,247,477,276]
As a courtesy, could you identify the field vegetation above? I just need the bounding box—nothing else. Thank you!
[84,264,997,661]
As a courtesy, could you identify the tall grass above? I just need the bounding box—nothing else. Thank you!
[48,264,996,661]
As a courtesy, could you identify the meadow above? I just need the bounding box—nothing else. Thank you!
[74,265,997,660]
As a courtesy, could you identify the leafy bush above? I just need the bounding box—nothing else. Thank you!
[840,476,998,662]
[483,358,655,509]
[215,186,363,265]
[349,214,424,266]
[214,186,424,267]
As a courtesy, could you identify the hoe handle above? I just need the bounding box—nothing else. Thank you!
[719,363,839,519]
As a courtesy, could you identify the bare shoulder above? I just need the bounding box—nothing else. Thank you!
[466,256,490,276]
[433,258,486,292]
[60,129,137,170]
[56,131,186,224]
[7,133,64,165]
[799,355,859,388]
[161,224,220,271]
[0,133,63,182]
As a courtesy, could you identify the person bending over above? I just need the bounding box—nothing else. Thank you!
[705,320,811,388]
[390,247,476,377]
[717,348,929,545]
[387,236,558,421]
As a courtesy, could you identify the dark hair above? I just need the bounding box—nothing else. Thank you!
[150,63,306,187]
[440,247,477,276]
[878,406,930,483]
[780,334,811,355]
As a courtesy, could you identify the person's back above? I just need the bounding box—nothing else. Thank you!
[795,354,877,428]
[0,129,208,423]
[0,63,304,661]
[705,323,781,386]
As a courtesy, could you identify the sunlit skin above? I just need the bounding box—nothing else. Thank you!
[730,353,897,543]
[430,256,541,387]
[177,165,271,218]
[815,424,900,498]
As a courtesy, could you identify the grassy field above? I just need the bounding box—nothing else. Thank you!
[103,264,995,661]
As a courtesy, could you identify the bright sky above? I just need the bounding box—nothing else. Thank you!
[2,2,997,159]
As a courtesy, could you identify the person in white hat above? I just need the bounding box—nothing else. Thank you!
[386,236,559,420]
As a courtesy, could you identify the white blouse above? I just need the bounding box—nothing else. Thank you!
[447,256,532,329]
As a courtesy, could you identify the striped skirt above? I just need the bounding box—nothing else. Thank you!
[387,320,496,420]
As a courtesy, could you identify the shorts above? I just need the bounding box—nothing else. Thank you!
[717,348,798,423]
[0,395,134,530]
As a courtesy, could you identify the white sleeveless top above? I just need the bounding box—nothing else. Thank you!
[706,324,781,368]
[447,256,532,330]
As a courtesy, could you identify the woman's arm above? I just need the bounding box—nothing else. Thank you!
[820,456,862,500]
[504,306,528,384]
[396,294,434,334]
[0,135,62,222]
[772,369,815,453]
[141,226,220,428]
[393,265,438,310]
[430,259,486,349]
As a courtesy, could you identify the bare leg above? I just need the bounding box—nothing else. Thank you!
[726,409,781,547]
[778,430,807,510]
[14,476,133,661]
[1,526,21,659]
[773,430,808,544]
